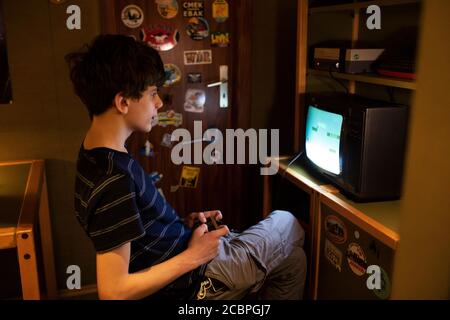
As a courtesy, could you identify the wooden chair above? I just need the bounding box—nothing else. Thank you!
[0,160,57,299]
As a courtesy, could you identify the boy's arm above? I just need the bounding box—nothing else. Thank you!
[96,224,229,300]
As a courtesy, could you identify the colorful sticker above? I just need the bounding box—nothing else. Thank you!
[140,140,155,158]
[184,50,212,65]
[324,215,347,244]
[164,63,181,87]
[179,166,200,188]
[186,17,209,40]
[211,31,230,47]
[154,110,183,127]
[183,1,204,18]
[141,25,180,51]
[161,133,173,148]
[373,267,391,300]
[187,73,202,84]
[346,243,368,276]
[121,5,144,29]
[184,89,206,113]
[212,0,229,23]
[156,0,179,19]
[324,239,343,272]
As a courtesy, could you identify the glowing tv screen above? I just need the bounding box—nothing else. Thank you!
[305,106,343,175]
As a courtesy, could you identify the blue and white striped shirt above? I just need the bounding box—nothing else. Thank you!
[74,144,206,299]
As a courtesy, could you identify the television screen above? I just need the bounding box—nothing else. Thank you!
[305,105,343,175]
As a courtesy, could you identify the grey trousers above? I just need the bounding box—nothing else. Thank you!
[196,210,307,300]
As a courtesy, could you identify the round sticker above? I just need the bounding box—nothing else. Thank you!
[121,5,144,29]
[346,243,368,276]
[324,215,347,244]
[164,64,181,87]
[186,17,209,41]
[141,25,180,51]
[373,267,391,300]
[156,0,179,19]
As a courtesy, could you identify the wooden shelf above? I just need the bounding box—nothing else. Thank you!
[308,68,417,90]
[309,0,420,14]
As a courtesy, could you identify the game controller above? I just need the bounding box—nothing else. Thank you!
[192,216,224,231]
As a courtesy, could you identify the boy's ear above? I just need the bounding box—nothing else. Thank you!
[113,92,129,115]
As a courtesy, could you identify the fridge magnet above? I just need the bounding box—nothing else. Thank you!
[211,31,230,47]
[121,5,144,29]
[156,0,179,19]
[184,50,212,65]
[161,133,173,148]
[179,166,200,188]
[164,63,182,87]
[346,243,368,276]
[156,110,183,127]
[324,239,343,272]
[184,89,206,113]
[324,215,347,244]
[187,73,202,84]
[186,17,209,40]
[141,25,180,51]
[212,0,229,23]
[372,267,391,300]
[182,1,204,18]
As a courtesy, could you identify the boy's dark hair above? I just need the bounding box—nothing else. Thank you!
[65,34,165,117]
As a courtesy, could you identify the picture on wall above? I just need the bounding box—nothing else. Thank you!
[0,0,12,104]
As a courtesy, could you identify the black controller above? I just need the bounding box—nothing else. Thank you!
[192,216,224,231]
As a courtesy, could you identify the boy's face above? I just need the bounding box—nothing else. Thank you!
[125,85,163,133]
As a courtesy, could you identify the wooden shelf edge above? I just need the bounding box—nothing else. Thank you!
[308,69,417,90]
[309,0,420,14]
[320,192,400,250]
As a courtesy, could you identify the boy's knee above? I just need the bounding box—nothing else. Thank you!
[270,210,305,247]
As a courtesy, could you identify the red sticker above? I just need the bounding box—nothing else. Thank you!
[141,25,180,51]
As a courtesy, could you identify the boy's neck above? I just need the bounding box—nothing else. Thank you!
[83,113,132,153]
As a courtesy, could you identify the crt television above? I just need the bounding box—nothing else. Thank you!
[304,93,408,202]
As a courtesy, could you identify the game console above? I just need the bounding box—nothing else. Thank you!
[313,47,385,74]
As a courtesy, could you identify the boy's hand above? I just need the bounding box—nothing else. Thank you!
[186,210,223,229]
[186,223,230,265]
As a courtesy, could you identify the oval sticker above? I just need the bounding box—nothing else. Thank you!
[324,215,347,244]
[121,5,144,29]
[346,242,368,276]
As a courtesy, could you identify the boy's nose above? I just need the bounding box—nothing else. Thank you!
[156,95,163,109]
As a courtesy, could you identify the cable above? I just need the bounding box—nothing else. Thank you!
[274,150,304,208]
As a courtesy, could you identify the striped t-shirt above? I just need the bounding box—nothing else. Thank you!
[74,144,206,299]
